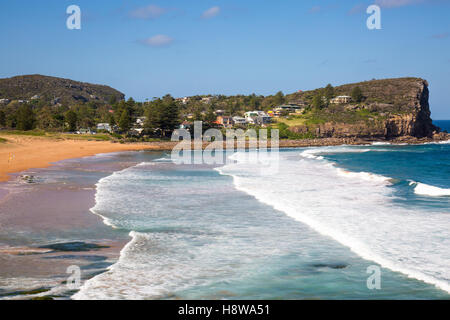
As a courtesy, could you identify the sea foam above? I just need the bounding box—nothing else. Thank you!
[217,148,450,293]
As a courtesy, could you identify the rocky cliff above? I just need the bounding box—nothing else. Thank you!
[0,75,124,106]
[287,78,441,139]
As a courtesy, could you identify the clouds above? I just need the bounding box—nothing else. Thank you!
[201,6,221,19]
[135,5,222,48]
[375,0,424,8]
[141,35,174,47]
[431,32,449,39]
[309,6,322,13]
[348,4,366,15]
[129,5,166,20]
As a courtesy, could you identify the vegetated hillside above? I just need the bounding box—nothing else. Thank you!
[0,75,124,106]
[283,77,439,139]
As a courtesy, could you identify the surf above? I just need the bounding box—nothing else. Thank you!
[217,147,450,293]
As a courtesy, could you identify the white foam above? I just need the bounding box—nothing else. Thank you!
[218,151,450,294]
[412,182,450,197]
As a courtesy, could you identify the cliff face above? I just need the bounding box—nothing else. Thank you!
[288,78,439,139]
[0,75,124,106]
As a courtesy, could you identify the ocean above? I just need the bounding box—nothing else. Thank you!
[434,120,450,133]
[72,140,450,300]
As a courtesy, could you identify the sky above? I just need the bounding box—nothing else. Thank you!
[0,0,449,118]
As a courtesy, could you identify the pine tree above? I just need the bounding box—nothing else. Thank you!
[65,110,78,132]
[324,84,334,101]
[118,109,130,133]
[16,104,35,131]
[0,110,5,127]
[352,86,364,103]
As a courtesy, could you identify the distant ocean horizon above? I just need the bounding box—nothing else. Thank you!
[434,120,450,132]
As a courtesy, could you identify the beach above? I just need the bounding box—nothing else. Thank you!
[0,147,165,299]
[0,133,449,299]
[2,133,448,183]
[0,134,159,182]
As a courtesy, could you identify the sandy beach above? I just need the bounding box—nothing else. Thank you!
[0,135,155,182]
[2,133,447,183]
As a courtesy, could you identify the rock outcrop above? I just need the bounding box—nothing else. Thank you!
[288,78,440,139]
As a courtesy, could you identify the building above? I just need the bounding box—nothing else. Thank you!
[179,121,192,130]
[136,117,147,127]
[176,97,190,105]
[273,104,303,113]
[77,128,95,135]
[232,116,247,126]
[97,123,112,132]
[0,99,10,104]
[216,116,234,128]
[255,114,272,126]
[244,111,271,125]
[330,96,352,104]
[201,97,213,104]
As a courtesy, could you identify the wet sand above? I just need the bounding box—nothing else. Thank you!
[0,152,148,299]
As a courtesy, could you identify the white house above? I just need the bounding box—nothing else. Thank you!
[97,123,112,132]
[232,116,247,125]
[330,96,352,104]
[136,117,147,127]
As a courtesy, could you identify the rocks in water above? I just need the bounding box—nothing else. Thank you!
[310,263,349,270]
[39,241,109,252]
[19,175,36,183]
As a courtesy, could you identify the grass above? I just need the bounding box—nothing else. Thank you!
[60,134,112,141]
[1,129,46,136]
[0,137,7,143]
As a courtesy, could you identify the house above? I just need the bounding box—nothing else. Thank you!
[244,111,271,126]
[330,96,352,104]
[215,109,225,116]
[175,97,190,105]
[273,104,303,113]
[179,121,192,130]
[255,114,272,126]
[232,116,247,126]
[216,116,234,128]
[244,111,261,124]
[77,128,95,135]
[0,99,10,104]
[201,97,213,104]
[136,117,147,127]
[30,95,40,100]
[97,123,112,132]
[129,128,144,137]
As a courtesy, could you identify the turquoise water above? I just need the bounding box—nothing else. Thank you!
[74,142,450,300]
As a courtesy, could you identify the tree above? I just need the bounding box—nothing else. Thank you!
[144,98,180,137]
[0,110,5,127]
[108,113,116,127]
[65,110,78,132]
[311,94,325,109]
[324,84,334,101]
[118,109,131,132]
[16,104,35,131]
[274,91,285,105]
[352,86,363,103]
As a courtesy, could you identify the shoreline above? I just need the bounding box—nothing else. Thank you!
[0,136,448,299]
[1,133,449,183]
[0,151,151,299]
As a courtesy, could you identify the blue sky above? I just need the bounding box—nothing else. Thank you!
[0,0,449,118]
